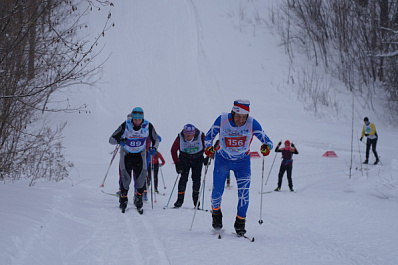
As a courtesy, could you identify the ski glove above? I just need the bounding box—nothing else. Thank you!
[277,141,282,146]
[360,137,363,141]
[175,162,183,174]
[203,156,210,166]
[260,144,271,156]
[119,138,127,146]
[365,134,369,137]
[149,147,157,155]
[291,143,295,148]
[205,146,215,158]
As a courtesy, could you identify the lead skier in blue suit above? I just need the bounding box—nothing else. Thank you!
[204,99,273,236]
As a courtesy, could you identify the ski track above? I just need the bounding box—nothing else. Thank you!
[124,205,171,265]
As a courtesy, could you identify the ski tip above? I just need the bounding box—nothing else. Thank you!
[251,237,255,242]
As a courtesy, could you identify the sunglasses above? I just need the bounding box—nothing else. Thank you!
[132,111,143,115]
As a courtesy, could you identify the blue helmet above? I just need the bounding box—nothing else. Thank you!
[132,107,144,119]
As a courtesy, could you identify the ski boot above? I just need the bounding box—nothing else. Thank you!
[274,187,281,192]
[289,187,294,192]
[212,209,223,230]
[374,158,379,165]
[119,194,128,213]
[134,193,143,214]
[234,216,246,236]
[363,159,368,164]
[174,197,184,208]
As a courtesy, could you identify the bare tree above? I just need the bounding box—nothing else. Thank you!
[0,0,114,183]
[271,0,398,117]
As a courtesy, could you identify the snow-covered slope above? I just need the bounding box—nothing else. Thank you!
[1,1,397,264]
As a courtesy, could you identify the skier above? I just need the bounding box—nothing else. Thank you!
[204,99,273,236]
[360,117,379,165]
[109,107,160,213]
[171,124,205,208]
[274,140,299,192]
[147,150,166,193]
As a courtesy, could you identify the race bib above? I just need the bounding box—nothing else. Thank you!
[225,136,247,148]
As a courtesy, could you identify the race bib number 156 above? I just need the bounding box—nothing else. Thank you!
[225,136,246,148]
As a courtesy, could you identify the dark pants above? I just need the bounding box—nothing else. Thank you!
[147,163,160,190]
[178,156,204,200]
[119,150,146,196]
[277,164,293,189]
[366,138,378,160]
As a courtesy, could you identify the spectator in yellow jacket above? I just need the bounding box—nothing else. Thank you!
[360,117,379,164]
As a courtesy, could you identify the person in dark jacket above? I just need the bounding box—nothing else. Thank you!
[109,107,160,213]
[274,140,298,192]
[171,124,205,208]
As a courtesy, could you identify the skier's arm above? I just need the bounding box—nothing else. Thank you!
[252,119,273,150]
[205,115,221,148]
[170,136,180,164]
[149,123,160,149]
[275,141,281,152]
[109,122,125,145]
[291,143,298,154]
[158,152,166,166]
[361,126,365,138]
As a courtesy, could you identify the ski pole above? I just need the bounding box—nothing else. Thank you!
[160,165,166,189]
[259,156,265,225]
[164,173,180,208]
[100,144,120,187]
[201,159,211,210]
[264,151,277,186]
[150,155,155,208]
[189,158,211,231]
[357,132,363,176]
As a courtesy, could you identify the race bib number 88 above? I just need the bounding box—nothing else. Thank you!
[225,136,246,148]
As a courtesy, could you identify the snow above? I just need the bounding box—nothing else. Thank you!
[1,1,398,264]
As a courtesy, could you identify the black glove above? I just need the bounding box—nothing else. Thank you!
[119,138,127,145]
[204,156,210,166]
[175,162,182,174]
[278,141,282,146]
[360,137,363,141]
[291,143,295,147]
[365,134,369,137]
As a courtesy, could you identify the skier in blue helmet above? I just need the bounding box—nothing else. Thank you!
[109,107,160,213]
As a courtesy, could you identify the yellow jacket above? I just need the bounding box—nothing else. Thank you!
[361,122,377,139]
